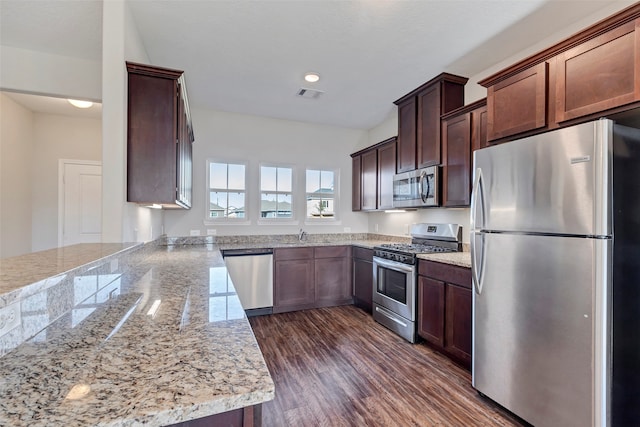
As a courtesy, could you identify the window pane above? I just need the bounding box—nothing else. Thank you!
[228,192,245,218]
[228,164,245,190]
[261,166,277,191]
[277,167,292,192]
[210,191,228,218]
[320,170,334,192]
[261,193,277,218]
[210,163,227,189]
[306,169,320,193]
[277,193,292,218]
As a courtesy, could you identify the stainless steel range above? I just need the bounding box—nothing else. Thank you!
[373,223,462,343]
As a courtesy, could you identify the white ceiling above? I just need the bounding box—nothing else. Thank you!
[0,0,629,129]
[2,91,102,119]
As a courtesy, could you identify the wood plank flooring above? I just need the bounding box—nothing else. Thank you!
[249,305,525,427]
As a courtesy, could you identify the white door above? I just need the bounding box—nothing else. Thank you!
[59,161,102,246]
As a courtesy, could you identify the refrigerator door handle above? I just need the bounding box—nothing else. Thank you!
[471,231,485,295]
[470,168,485,231]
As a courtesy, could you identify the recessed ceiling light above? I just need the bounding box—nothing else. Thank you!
[68,99,93,109]
[304,72,320,83]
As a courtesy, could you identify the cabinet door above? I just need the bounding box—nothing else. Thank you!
[353,256,373,313]
[445,284,472,367]
[471,104,488,151]
[377,140,396,210]
[417,276,445,347]
[316,256,352,306]
[361,149,378,210]
[442,112,471,207]
[273,258,315,313]
[127,73,177,204]
[417,84,441,168]
[487,62,547,141]
[397,98,417,173]
[352,156,362,211]
[556,19,640,122]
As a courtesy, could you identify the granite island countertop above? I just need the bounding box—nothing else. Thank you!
[0,244,274,426]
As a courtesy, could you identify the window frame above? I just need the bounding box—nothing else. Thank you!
[257,163,297,225]
[304,167,340,224]
[205,159,250,225]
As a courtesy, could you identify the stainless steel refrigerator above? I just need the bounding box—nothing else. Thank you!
[471,118,640,427]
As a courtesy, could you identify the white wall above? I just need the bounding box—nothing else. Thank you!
[101,0,163,244]
[31,114,102,252]
[163,108,370,237]
[0,46,101,102]
[0,94,34,258]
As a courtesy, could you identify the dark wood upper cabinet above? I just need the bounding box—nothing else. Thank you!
[480,4,640,143]
[126,62,193,208]
[361,149,378,211]
[351,156,362,211]
[486,62,547,141]
[377,138,396,210]
[394,73,467,173]
[351,137,396,212]
[396,98,417,173]
[441,99,487,207]
[555,18,640,122]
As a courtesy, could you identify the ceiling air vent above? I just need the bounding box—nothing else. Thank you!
[296,87,324,99]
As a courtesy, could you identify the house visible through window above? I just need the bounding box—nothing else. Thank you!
[208,161,246,219]
[260,166,292,218]
[306,169,335,219]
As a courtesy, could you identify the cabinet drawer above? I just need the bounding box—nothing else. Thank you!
[315,246,350,259]
[274,247,314,261]
[352,246,373,262]
[418,260,471,289]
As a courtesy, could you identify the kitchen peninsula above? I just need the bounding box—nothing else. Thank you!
[0,234,471,426]
[0,241,274,426]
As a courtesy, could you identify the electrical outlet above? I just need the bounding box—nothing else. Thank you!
[343,227,351,233]
[190,230,200,236]
[110,259,119,273]
[0,301,20,337]
[404,224,410,234]
[207,229,217,236]
[375,224,379,232]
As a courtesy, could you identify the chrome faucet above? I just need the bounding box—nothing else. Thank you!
[298,228,307,241]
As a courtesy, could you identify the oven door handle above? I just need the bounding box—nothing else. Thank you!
[373,257,415,273]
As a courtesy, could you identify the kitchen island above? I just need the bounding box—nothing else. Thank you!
[0,244,274,426]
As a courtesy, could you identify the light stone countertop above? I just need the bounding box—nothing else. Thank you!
[0,243,140,300]
[417,251,472,268]
[0,244,274,426]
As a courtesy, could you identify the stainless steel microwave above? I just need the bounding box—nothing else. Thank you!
[392,166,439,208]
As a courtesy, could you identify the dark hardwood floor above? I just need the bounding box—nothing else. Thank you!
[249,305,525,427]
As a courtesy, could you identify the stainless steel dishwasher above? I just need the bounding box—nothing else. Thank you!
[221,248,273,316]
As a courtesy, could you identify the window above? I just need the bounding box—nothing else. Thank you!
[207,161,246,219]
[306,169,336,219]
[260,166,292,218]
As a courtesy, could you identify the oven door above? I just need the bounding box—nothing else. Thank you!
[372,256,415,321]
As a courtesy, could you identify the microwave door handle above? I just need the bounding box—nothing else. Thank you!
[419,171,429,203]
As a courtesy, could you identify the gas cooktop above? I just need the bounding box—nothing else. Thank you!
[376,243,455,254]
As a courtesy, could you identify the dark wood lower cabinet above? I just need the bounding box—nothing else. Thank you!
[352,247,373,313]
[168,404,261,427]
[315,246,352,307]
[417,276,445,347]
[418,260,472,369]
[273,246,352,314]
[445,284,472,366]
